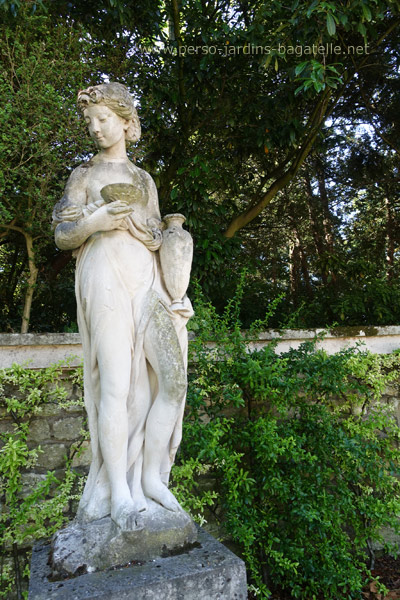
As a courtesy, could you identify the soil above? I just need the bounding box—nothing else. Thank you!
[363,555,400,599]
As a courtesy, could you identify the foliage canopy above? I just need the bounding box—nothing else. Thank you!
[0,1,399,330]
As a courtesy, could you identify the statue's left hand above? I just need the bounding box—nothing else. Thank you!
[152,228,162,242]
[147,217,163,242]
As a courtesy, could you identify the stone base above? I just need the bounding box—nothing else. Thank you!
[51,500,197,576]
[29,527,247,600]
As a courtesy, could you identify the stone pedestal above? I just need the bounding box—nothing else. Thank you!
[28,527,247,600]
[51,501,197,576]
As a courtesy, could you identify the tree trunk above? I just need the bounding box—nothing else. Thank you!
[316,163,335,257]
[21,232,39,334]
[304,170,329,285]
[314,159,337,286]
[385,196,394,282]
[289,214,313,301]
[289,237,301,305]
[224,88,334,238]
[298,238,313,300]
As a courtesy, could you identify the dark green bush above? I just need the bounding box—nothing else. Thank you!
[0,362,85,598]
[2,286,400,599]
[177,282,400,599]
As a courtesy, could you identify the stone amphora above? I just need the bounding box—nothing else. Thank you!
[160,214,193,310]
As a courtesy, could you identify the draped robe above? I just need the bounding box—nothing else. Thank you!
[53,155,193,522]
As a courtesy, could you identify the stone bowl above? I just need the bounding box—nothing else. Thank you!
[100,183,141,205]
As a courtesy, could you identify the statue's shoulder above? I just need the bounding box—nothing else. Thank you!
[57,159,94,212]
[128,163,158,200]
[133,163,150,177]
[70,156,96,175]
[65,158,94,187]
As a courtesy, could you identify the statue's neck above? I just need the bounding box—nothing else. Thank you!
[94,153,129,164]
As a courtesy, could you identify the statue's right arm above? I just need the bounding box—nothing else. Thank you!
[55,212,100,251]
[55,205,134,250]
[53,167,91,250]
[54,167,133,251]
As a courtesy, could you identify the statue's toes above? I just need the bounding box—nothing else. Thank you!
[134,513,145,530]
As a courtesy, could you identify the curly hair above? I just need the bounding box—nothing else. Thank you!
[77,82,141,143]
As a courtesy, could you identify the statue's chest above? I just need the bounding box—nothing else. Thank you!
[86,162,145,204]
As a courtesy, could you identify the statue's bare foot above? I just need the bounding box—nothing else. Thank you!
[142,476,181,512]
[132,489,148,513]
[111,499,144,531]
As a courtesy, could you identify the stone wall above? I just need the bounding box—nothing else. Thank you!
[3,373,399,499]
[1,330,400,485]
[1,331,400,597]
[1,326,400,368]
[0,333,83,369]
[0,371,90,499]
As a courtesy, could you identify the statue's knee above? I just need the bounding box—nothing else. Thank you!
[176,376,187,400]
[100,379,130,406]
[165,371,187,404]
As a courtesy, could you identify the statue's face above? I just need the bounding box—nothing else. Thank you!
[83,103,128,150]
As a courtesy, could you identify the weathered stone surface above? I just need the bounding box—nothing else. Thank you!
[20,473,48,498]
[0,418,16,435]
[38,402,64,417]
[29,527,247,600]
[51,501,197,576]
[0,406,9,418]
[385,385,398,397]
[0,333,82,346]
[53,416,83,440]
[27,419,51,442]
[35,444,67,469]
[372,526,400,551]
[71,441,92,468]
[64,384,84,408]
[39,401,83,418]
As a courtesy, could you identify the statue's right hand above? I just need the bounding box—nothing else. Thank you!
[90,201,133,232]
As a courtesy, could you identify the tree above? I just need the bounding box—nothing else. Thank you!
[0,0,399,330]
[0,9,94,331]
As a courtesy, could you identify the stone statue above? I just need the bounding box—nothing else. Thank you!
[52,82,193,537]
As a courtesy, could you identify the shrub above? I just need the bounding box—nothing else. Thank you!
[175,281,400,599]
[0,362,85,599]
[2,287,400,599]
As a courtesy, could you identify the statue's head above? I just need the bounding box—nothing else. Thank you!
[77,82,141,143]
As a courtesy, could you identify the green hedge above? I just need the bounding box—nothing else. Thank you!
[1,285,400,598]
[173,283,400,599]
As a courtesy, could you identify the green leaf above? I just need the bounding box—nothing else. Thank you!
[326,13,336,36]
[362,4,372,21]
[295,61,309,76]
[306,0,319,17]
[358,22,367,36]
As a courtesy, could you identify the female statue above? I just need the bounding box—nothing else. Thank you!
[52,82,193,531]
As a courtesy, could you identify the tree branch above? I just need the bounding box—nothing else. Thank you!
[223,16,400,238]
[0,221,25,235]
[224,88,332,238]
